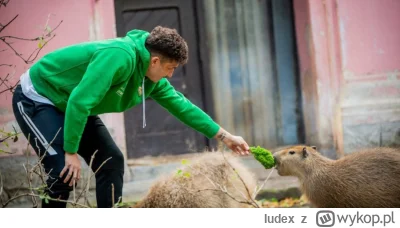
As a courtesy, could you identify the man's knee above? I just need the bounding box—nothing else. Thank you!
[110,150,125,172]
[100,147,125,173]
[45,174,74,198]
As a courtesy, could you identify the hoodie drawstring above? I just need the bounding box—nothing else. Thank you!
[142,78,146,128]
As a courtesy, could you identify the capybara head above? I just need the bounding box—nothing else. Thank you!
[273,145,318,177]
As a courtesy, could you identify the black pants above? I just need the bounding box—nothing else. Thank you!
[12,85,124,208]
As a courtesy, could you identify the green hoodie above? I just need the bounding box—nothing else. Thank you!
[29,30,220,153]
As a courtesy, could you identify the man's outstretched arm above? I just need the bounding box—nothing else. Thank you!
[150,78,250,155]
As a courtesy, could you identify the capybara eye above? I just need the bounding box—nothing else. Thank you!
[289,151,295,155]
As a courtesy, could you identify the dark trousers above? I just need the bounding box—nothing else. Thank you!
[12,85,124,208]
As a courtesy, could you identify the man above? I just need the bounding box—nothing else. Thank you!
[12,26,250,208]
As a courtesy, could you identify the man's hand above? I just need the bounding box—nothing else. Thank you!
[60,153,81,186]
[215,128,250,155]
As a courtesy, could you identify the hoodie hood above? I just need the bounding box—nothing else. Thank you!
[125,29,151,80]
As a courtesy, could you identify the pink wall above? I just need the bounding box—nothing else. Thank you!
[338,0,400,75]
[293,0,400,156]
[0,0,123,156]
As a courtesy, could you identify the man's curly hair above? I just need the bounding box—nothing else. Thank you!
[145,26,188,65]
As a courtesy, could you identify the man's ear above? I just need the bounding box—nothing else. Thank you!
[150,56,160,65]
[311,146,317,150]
[302,147,308,158]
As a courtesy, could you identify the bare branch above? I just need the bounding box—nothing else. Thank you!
[0,19,62,64]
[0,19,62,41]
[220,151,260,207]
[0,171,3,200]
[0,65,16,94]
[73,180,76,203]
[0,14,18,34]
[184,152,260,208]
[75,150,98,204]
[75,150,112,207]
[111,183,115,208]
[0,131,18,143]
[194,188,256,207]
[1,193,89,208]
[25,34,56,63]
[0,150,15,154]
[0,0,10,8]
[22,134,38,207]
[0,35,41,41]
[23,164,38,207]
[253,169,274,199]
[1,128,100,208]
[0,72,11,88]
[0,79,19,94]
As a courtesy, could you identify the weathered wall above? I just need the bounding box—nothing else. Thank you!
[293,0,400,157]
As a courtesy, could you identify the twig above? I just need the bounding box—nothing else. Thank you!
[23,163,38,207]
[0,14,18,34]
[0,20,62,64]
[194,188,257,207]
[186,155,259,208]
[93,158,112,179]
[25,34,56,64]
[0,171,4,204]
[0,66,17,94]
[25,133,31,164]
[116,197,122,206]
[1,193,89,208]
[0,72,11,88]
[253,169,274,199]
[220,151,260,207]
[73,180,76,205]
[0,0,10,9]
[0,35,43,41]
[75,151,112,206]
[0,78,19,94]
[32,128,61,195]
[0,150,15,154]
[111,183,115,208]
[0,131,18,143]
[75,150,98,204]
[187,164,218,189]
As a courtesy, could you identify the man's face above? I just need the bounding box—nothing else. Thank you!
[146,56,179,83]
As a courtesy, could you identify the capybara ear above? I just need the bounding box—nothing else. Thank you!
[311,146,317,150]
[302,147,308,158]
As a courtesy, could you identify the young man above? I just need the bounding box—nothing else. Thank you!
[12,26,250,208]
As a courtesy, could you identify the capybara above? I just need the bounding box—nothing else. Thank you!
[273,146,400,208]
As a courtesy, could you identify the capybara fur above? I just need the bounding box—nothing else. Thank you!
[273,146,400,208]
[134,151,257,208]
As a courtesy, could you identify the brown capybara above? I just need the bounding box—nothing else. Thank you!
[273,146,400,208]
[133,151,258,208]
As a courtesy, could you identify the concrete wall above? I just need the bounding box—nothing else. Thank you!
[293,0,400,157]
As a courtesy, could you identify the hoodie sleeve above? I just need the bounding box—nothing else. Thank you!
[149,78,220,139]
[64,48,133,153]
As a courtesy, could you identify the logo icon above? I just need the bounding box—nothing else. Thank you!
[316,210,335,227]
